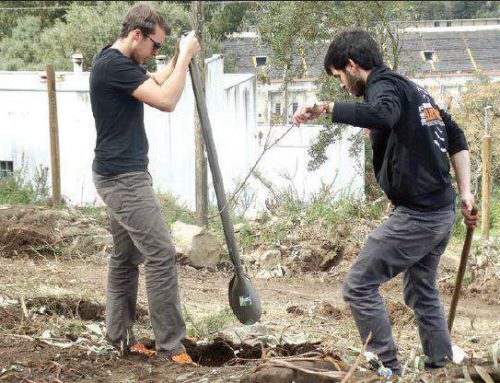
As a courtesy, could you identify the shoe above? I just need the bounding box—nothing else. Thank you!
[424,360,448,370]
[130,343,157,357]
[169,352,197,366]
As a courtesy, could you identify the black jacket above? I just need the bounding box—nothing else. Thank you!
[332,66,468,211]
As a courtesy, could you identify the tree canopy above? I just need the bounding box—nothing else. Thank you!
[0,1,254,71]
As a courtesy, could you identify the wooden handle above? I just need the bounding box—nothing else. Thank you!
[447,204,479,332]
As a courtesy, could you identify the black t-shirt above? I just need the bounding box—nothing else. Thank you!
[90,46,150,176]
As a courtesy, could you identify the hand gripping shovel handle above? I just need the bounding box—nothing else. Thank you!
[447,205,479,333]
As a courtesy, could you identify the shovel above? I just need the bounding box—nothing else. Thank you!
[188,57,262,325]
[447,205,479,333]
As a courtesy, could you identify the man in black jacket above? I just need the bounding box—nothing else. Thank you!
[293,28,478,374]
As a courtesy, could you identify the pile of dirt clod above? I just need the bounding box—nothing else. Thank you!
[238,212,378,274]
[0,205,112,259]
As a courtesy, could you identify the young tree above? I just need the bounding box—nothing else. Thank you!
[255,1,414,173]
[0,1,72,41]
[35,2,190,72]
[0,15,43,70]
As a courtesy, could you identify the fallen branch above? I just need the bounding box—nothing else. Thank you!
[340,332,372,383]
[208,123,297,220]
[265,358,346,380]
[20,296,29,320]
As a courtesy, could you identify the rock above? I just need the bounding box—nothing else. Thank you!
[291,245,301,262]
[286,233,300,242]
[256,265,285,280]
[256,270,273,280]
[241,251,260,265]
[297,243,343,272]
[440,253,460,271]
[233,223,245,233]
[244,210,268,223]
[171,221,222,268]
[218,323,272,346]
[260,249,281,267]
[270,265,285,277]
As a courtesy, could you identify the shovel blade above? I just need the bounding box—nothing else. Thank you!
[228,273,262,325]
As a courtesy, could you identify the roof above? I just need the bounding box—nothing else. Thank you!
[222,24,500,79]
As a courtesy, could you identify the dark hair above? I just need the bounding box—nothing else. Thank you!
[323,28,383,75]
[119,3,171,38]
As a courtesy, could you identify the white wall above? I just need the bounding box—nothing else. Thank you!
[248,125,364,211]
[0,70,195,206]
[0,58,365,212]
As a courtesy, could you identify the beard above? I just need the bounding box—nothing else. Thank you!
[344,70,366,97]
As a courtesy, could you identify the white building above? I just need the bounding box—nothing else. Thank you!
[223,19,500,125]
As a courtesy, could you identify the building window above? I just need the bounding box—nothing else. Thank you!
[422,50,436,62]
[446,21,452,27]
[274,103,281,115]
[434,21,440,27]
[253,56,268,67]
[0,161,13,178]
[292,102,299,114]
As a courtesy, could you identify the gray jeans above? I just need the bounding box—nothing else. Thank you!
[342,206,455,371]
[93,171,186,357]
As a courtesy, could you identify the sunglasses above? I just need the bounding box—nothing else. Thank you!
[147,35,162,51]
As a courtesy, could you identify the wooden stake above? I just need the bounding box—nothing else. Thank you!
[192,1,208,227]
[481,135,491,241]
[46,65,61,205]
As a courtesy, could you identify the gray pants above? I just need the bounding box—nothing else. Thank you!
[342,206,455,372]
[93,171,186,357]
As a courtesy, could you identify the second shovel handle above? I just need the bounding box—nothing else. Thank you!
[448,204,478,332]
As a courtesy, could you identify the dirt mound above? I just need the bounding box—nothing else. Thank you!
[23,296,149,321]
[286,305,305,316]
[0,205,111,259]
[469,277,500,305]
[314,302,345,320]
[139,337,330,368]
[25,297,106,320]
[240,215,373,274]
[0,305,23,330]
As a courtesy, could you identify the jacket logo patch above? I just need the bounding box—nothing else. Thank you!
[419,103,444,127]
[418,103,447,153]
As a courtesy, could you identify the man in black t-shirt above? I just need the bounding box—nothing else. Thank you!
[293,29,479,375]
[90,4,200,365]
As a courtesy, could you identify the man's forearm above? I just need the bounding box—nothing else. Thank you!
[450,149,472,195]
[150,58,176,85]
[158,53,191,109]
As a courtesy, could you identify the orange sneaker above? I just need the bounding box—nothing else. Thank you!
[170,352,197,366]
[130,343,157,357]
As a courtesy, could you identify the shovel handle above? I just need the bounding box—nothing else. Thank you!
[187,57,243,270]
[447,204,479,333]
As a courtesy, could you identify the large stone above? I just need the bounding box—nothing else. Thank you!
[170,221,222,268]
[256,265,285,280]
[260,249,281,267]
[240,251,260,265]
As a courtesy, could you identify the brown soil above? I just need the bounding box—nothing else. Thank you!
[0,205,499,382]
